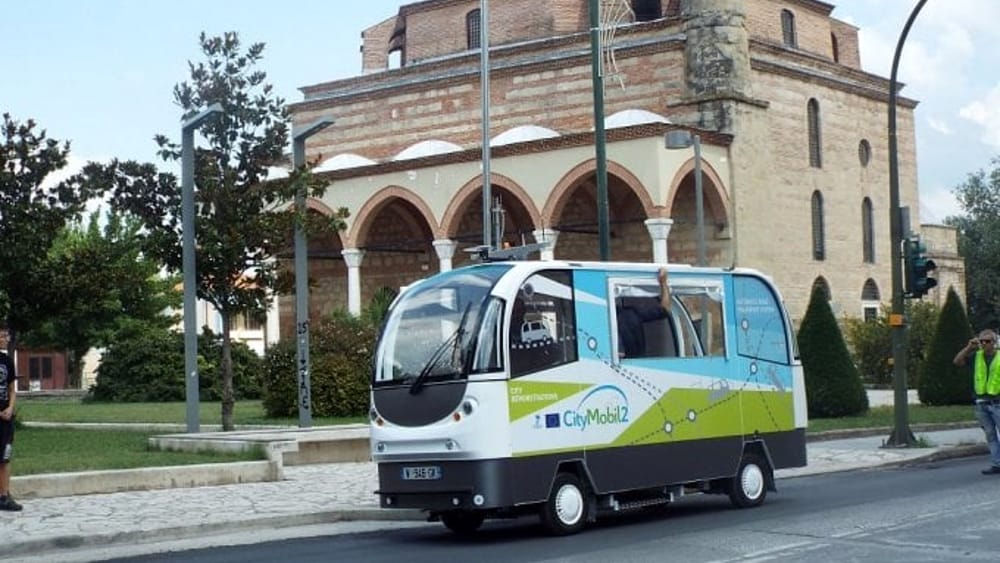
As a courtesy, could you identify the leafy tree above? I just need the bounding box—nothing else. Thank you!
[88,32,346,429]
[798,285,869,418]
[949,156,1000,329]
[918,287,974,405]
[22,212,180,387]
[91,323,261,403]
[0,112,96,350]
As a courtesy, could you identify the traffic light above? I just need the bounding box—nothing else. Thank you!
[903,235,937,299]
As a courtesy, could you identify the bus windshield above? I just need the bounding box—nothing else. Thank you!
[374,265,511,388]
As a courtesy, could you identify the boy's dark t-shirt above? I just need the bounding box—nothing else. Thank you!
[0,352,14,410]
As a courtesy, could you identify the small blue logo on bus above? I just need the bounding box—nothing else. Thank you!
[563,384,630,431]
[545,413,561,428]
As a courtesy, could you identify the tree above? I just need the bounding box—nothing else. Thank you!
[950,156,1000,329]
[918,287,973,405]
[93,33,345,430]
[21,212,180,387]
[798,285,869,418]
[0,112,95,351]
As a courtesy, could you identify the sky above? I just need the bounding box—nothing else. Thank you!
[3,0,998,225]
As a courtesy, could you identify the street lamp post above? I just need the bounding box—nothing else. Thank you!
[588,0,611,260]
[665,130,706,268]
[181,103,222,434]
[665,130,708,347]
[292,118,334,429]
[886,0,928,448]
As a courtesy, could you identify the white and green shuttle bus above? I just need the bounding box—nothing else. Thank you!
[370,260,807,535]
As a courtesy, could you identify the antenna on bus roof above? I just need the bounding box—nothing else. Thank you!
[465,242,547,262]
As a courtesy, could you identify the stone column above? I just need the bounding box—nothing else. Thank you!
[342,248,365,316]
[645,218,674,264]
[432,239,457,272]
[532,229,560,261]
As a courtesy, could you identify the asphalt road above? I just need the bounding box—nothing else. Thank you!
[102,456,1000,562]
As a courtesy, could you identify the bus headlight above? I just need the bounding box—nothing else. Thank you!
[461,398,477,416]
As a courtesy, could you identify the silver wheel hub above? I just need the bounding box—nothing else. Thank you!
[554,484,584,525]
[741,463,765,500]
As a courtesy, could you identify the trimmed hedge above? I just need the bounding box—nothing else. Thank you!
[918,287,974,405]
[261,311,376,418]
[798,285,869,418]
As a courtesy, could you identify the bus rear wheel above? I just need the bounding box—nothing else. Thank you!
[540,473,590,535]
[728,452,769,508]
[440,510,485,535]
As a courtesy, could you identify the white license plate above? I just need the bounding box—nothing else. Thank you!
[402,466,442,480]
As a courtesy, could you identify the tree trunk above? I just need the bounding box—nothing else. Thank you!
[68,348,87,389]
[220,315,235,431]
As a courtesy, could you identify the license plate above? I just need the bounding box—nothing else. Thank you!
[402,466,442,480]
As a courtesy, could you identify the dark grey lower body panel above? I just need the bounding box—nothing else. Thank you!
[376,429,806,511]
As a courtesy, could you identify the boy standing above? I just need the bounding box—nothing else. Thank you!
[0,330,21,511]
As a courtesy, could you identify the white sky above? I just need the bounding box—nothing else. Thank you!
[2,0,997,224]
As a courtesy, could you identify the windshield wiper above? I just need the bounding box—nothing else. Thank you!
[409,303,472,395]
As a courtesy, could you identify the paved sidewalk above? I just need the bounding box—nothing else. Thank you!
[0,424,989,561]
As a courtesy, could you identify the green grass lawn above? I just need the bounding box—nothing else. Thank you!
[13,427,266,476]
[806,404,975,432]
[16,397,366,427]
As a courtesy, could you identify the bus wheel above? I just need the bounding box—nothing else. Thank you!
[540,473,590,535]
[440,510,485,535]
[728,452,768,508]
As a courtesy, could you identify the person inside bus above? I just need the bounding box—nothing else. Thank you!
[617,268,671,359]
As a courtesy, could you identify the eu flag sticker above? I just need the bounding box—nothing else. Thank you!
[545,413,561,428]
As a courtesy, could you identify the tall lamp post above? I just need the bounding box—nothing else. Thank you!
[664,130,706,267]
[292,118,334,429]
[588,0,611,260]
[886,0,928,448]
[181,103,223,434]
[665,130,708,347]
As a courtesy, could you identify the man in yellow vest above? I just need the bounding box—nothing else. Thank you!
[953,329,1000,475]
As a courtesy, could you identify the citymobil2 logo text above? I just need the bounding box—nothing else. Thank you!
[538,384,630,431]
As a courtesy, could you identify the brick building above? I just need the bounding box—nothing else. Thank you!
[277,0,963,339]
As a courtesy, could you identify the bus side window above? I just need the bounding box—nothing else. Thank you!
[615,294,677,360]
[677,291,726,357]
[509,271,578,377]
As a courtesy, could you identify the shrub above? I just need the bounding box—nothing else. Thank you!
[90,323,262,402]
[798,285,869,417]
[918,287,974,405]
[261,310,376,418]
[846,301,939,389]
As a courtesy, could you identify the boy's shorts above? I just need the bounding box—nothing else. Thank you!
[0,417,13,464]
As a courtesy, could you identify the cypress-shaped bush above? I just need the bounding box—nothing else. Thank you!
[798,285,869,417]
[918,287,974,405]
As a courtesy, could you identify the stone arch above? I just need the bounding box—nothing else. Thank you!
[443,173,541,267]
[543,158,655,226]
[665,157,732,265]
[542,158,657,262]
[345,185,439,249]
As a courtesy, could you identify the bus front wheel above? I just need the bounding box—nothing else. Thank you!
[728,452,769,508]
[440,510,485,535]
[540,473,590,535]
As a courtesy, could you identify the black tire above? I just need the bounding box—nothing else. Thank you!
[440,510,485,535]
[539,473,590,535]
[728,452,769,508]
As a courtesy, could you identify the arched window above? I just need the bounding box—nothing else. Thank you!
[831,33,840,62]
[467,9,481,50]
[862,198,875,263]
[861,279,880,321]
[781,10,797,48]
[811,191,825,261]
[858,139,871,167]
[808,98,822,168]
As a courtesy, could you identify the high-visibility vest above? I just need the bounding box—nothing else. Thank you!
[973,350,1000,396]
